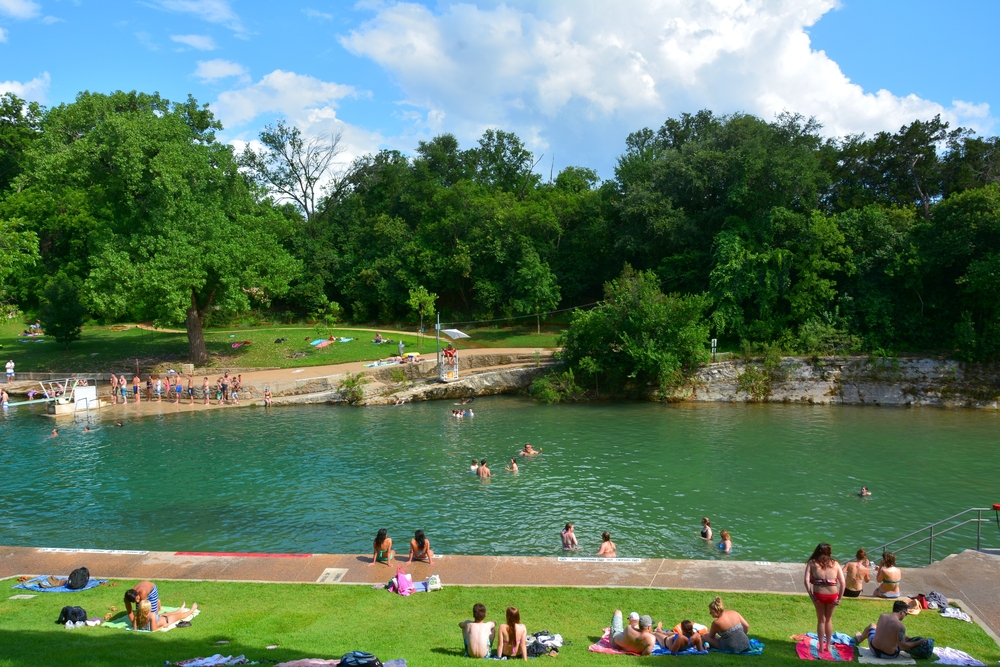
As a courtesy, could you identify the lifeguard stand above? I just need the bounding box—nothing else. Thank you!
[435,315,470,383]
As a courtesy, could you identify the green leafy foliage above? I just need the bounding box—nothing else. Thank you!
[39,279,87,349]
[529,368,585,404]
[338,371,371,404]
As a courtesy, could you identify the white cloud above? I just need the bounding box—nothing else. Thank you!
[341,0,994,173]
[0,71,50,102]
[302,8,332,21]
[0,26,6,42]
[194,58,248,82]
[153,0,244,34]
[0,0,40,20]
[41,15,65,25]
[213,70,380,170]
[171,33,217,50]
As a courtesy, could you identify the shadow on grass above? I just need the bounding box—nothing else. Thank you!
[430,647,465,657]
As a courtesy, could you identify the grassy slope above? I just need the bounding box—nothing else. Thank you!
[0,321,561,373]
[0,580,996,667]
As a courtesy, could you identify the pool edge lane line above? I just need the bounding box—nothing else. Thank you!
[173,552,313,558]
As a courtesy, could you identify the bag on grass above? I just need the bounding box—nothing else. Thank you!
[340,651,382,667]
[66,567,90,590]
[56,606,87,624]
[909,638,934,660]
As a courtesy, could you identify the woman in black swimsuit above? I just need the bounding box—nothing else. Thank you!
[700,517,713,541]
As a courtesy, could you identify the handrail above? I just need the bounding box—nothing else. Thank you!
[869,507,998,565]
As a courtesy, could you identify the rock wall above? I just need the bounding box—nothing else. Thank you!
[363,365,550,405]
[678,356,1000,408]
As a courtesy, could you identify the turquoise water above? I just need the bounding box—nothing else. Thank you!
[1,398,998,564]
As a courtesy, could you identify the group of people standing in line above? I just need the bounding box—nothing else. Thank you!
[107,372,255,406]
[806,543,923,657]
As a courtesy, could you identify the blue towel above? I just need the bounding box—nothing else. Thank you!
[15,575,106,593]
[653,644,708,656]
[805,631,855,646]
[338,337,354,343]
[310,339,325,346]
[708,638,764,656]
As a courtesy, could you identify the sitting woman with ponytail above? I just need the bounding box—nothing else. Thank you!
[368,528,395,566]
[705,596,751,654]
[132,599,198,631]
[497,606,528,660]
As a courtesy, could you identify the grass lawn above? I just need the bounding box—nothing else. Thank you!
[0,579,996,667]
[0,320,561,374]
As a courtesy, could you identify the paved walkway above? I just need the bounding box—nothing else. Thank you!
[3,546,998,640]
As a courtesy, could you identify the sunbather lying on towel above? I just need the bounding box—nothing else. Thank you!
[133,599,197,631]
[653,620,706,654]
[609,610,656,655]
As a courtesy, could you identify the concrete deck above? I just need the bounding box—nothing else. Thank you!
[3,546,998,639]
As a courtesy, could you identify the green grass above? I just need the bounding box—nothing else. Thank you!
[0,320,561,373]
[0,579,996,667]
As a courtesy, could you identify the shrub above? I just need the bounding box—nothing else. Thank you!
[338,372,370,405]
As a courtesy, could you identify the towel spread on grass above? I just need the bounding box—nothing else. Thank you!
[940,607,973,622]
[174,656,248,667]
[103,606,199,632]
[930,647,985,666]
[309,339,325,346]
[338,338,354,343]
[586,629,706,656]
[795,632,856,646]
[14,575,106,593]
[315,340,333,348]
[708,638,765,656]
[856,647,915,665]
[274,661,406,667]
[794,636,855,661]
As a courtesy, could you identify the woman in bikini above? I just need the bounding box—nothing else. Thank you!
[597,531,617,558]
[874,551,902,598]
[843,548,871,598]
[497,606,528,660]
[718,530,732,553]
[407,530,433,564]
[804,542,845,653]
[133,599,198,631]
[367,528,395,566]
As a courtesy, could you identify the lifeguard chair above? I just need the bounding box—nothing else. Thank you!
[435,315,470,383]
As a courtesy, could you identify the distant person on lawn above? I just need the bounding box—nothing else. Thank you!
[124,581,161,622]
[459,603,496,658]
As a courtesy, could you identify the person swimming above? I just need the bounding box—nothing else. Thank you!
[700,517,713,541]
[561,523,579,550]
[718,530,732,553]
[505,458,518,472]
[519,443,541,456]
[859,486,871,497]
[470,458,480,473]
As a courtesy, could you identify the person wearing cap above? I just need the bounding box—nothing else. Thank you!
[627,611,641,629]
[608,609,656,655]
[855,600,930,659]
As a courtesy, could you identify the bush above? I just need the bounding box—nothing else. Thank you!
[558,265,711,398]
[39,281,87,350]
[338,372,370,405]
[529,368,585,404]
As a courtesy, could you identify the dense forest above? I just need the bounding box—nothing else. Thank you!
[2,90,1000,364]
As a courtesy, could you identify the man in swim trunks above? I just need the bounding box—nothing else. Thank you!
[855,600,929,659]
[459,602,496,658]
[609,610,656,655]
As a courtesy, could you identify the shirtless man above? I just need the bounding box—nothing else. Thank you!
[202,377,210,405]
[609,610,656,655]
[520,443,542,456]
[477,459,491,479]
[459,603,496,658]
[855,600,929,659]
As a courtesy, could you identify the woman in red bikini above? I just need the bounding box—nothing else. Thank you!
[804,542,845,653]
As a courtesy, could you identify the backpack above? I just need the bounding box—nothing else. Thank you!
[339,652,382,667]
[66,567,90,590]
[56,606,87,624]
[909,638,934,660]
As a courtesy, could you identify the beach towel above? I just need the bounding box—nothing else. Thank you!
[856,647,914,664]
[310,339,325,346]
[586,629,700,656]
[103,606,199,632]
[795,632,855,646]
[708,638,765,656]
[175,656,249,667]
[940,607,972,622]
[315,340,333,348]
[931,647,985,666]
[794,637,855,661]
[338,338,354,343]
[15,575,106,593]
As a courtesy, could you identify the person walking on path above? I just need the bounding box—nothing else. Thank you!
[804,542,845,654]
[5,359,14,384]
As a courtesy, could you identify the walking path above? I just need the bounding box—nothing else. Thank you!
[2,546,998,641]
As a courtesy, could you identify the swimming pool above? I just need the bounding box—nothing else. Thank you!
[1,398,997,564]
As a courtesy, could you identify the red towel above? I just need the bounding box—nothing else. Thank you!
[794,637,855,661]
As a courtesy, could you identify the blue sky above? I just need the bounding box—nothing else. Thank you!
[2,1,997,179]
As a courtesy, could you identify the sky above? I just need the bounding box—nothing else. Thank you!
[2,0,998,179]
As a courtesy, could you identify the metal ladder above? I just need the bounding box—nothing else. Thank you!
[869,506,1000,564]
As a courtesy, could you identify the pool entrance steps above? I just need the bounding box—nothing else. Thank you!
[869,506,1000,564]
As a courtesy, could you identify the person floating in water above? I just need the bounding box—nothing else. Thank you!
[519,443,541,456]
[859,486,871,497]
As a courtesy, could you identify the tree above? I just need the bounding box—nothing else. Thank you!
[73,93,300,364]
[0,217,38,287]
[559,265,711,397]
[0,92,43,194]
[240,120,344,222]
[510,246,561,334]
[39,279,86,350]
[407,285,437,342]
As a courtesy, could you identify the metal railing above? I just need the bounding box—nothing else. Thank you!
[869,507,999,565]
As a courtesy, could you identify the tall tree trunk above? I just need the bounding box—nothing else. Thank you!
[186,288,213,366]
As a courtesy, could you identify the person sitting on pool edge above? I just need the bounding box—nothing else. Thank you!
[608,610,656,655]
[408,529,434,564]
[124,581,161,623]
[459,603,496,658]
[367,528,395,566]
[843,548,871,598]
[874,552,902,598]
[855,599,930,659]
